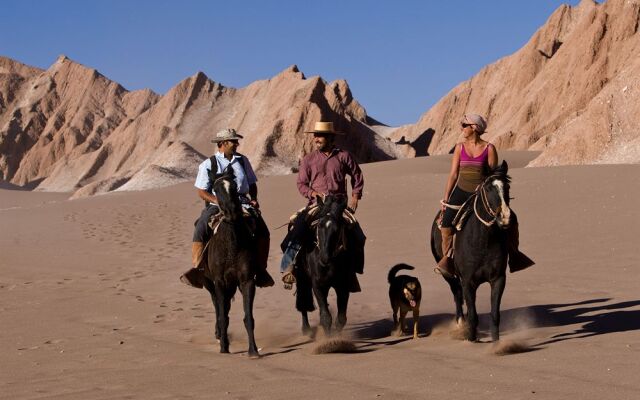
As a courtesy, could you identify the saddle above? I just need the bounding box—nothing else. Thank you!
[288,204,358,229]
[208,207,260,236]
[437,194,476,233]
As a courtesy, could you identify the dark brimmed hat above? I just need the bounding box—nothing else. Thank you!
[211,128,244,143]
[304,121,345,135]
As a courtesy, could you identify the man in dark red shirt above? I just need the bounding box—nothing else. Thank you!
[280,121,365,290]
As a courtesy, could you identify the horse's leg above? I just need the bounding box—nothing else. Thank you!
[446,277,465,325]
[490,275,506,342]
[313,285,332,336]
[462,283,479,342]
[215,284,230,353]
[203,278,221,341]
[241,280,260,358]
[300,311,312,336]
[295,268,314,336]
[335,288,350,332]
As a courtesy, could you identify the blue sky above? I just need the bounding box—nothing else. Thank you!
[2,0,581,126]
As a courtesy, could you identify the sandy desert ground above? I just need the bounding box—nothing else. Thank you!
[1,152,639,399]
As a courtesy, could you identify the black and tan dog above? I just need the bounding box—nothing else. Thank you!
[388,264,422,339]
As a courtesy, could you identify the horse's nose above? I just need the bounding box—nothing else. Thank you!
[497,207,511,229]
[319,254,331,266]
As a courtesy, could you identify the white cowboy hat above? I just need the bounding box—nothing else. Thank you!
[304,121,345,135]
[211,128,244,143]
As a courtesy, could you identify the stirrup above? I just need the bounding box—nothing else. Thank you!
[434,266,454,279]
[180,267,204,289]
[434,258,455,278]
[282,271,295,290]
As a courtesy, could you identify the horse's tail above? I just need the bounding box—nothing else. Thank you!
[388,263,414,283]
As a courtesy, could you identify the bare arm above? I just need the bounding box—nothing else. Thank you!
[487,143,498,169]
[197,188,218,204]
[442,144,461,206]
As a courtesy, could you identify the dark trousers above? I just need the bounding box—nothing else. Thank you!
[193,204,220,243]
[280,208,366,274]
[441,186,473,228]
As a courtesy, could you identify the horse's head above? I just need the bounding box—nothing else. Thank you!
[213,167,241,220]
[314,195,347,266]
[479,160,512,229]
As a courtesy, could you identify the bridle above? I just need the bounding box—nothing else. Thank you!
[473,175,506,227]
[310,212,347,256]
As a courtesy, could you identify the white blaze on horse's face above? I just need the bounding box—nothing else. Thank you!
[221,179,232,195]
[492,180,511,228]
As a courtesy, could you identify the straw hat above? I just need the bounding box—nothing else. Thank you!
[304,121,345,135]
[211,128,244,143]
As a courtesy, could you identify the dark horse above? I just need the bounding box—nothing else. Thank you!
[202,168,260,357]
[295,195,357,336]
[430,160,513,342]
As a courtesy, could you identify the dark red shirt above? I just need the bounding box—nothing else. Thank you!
[297,148,364,201]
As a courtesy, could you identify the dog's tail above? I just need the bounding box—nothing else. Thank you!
[388,263,415,283]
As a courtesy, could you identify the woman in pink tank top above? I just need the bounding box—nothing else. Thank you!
[435,113,497,277]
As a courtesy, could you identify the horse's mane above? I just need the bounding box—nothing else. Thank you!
[213,168,242,221]
[453,162,512,231]
[317,196,347,220]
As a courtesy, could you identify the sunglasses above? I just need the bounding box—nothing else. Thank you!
[225,140,239,145]
[461,123,474,128]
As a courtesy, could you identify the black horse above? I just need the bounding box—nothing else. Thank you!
[295,195,357,336]
[430,161,513,342]
[202,168,260,357]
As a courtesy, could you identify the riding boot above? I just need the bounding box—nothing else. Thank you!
[434,227,455,278]
[507,220,535,273]
[179,242,205,289]
[254,235,274,287]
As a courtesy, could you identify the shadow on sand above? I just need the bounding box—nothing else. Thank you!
[504,297,640,346]
[348,298,640,349]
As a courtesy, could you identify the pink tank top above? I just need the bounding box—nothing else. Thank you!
[457,143,491,192]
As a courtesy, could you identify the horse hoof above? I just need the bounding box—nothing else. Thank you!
[248,352,261,359]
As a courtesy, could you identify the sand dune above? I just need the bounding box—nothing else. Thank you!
[1,153,638,399]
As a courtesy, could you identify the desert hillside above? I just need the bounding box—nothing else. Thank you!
[0,56,396,197]
[391,0,640,166]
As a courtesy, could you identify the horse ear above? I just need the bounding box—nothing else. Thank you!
[494,160,508,175]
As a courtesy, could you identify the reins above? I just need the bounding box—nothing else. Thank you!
[473,174,504,227]
[312,213,346,255]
